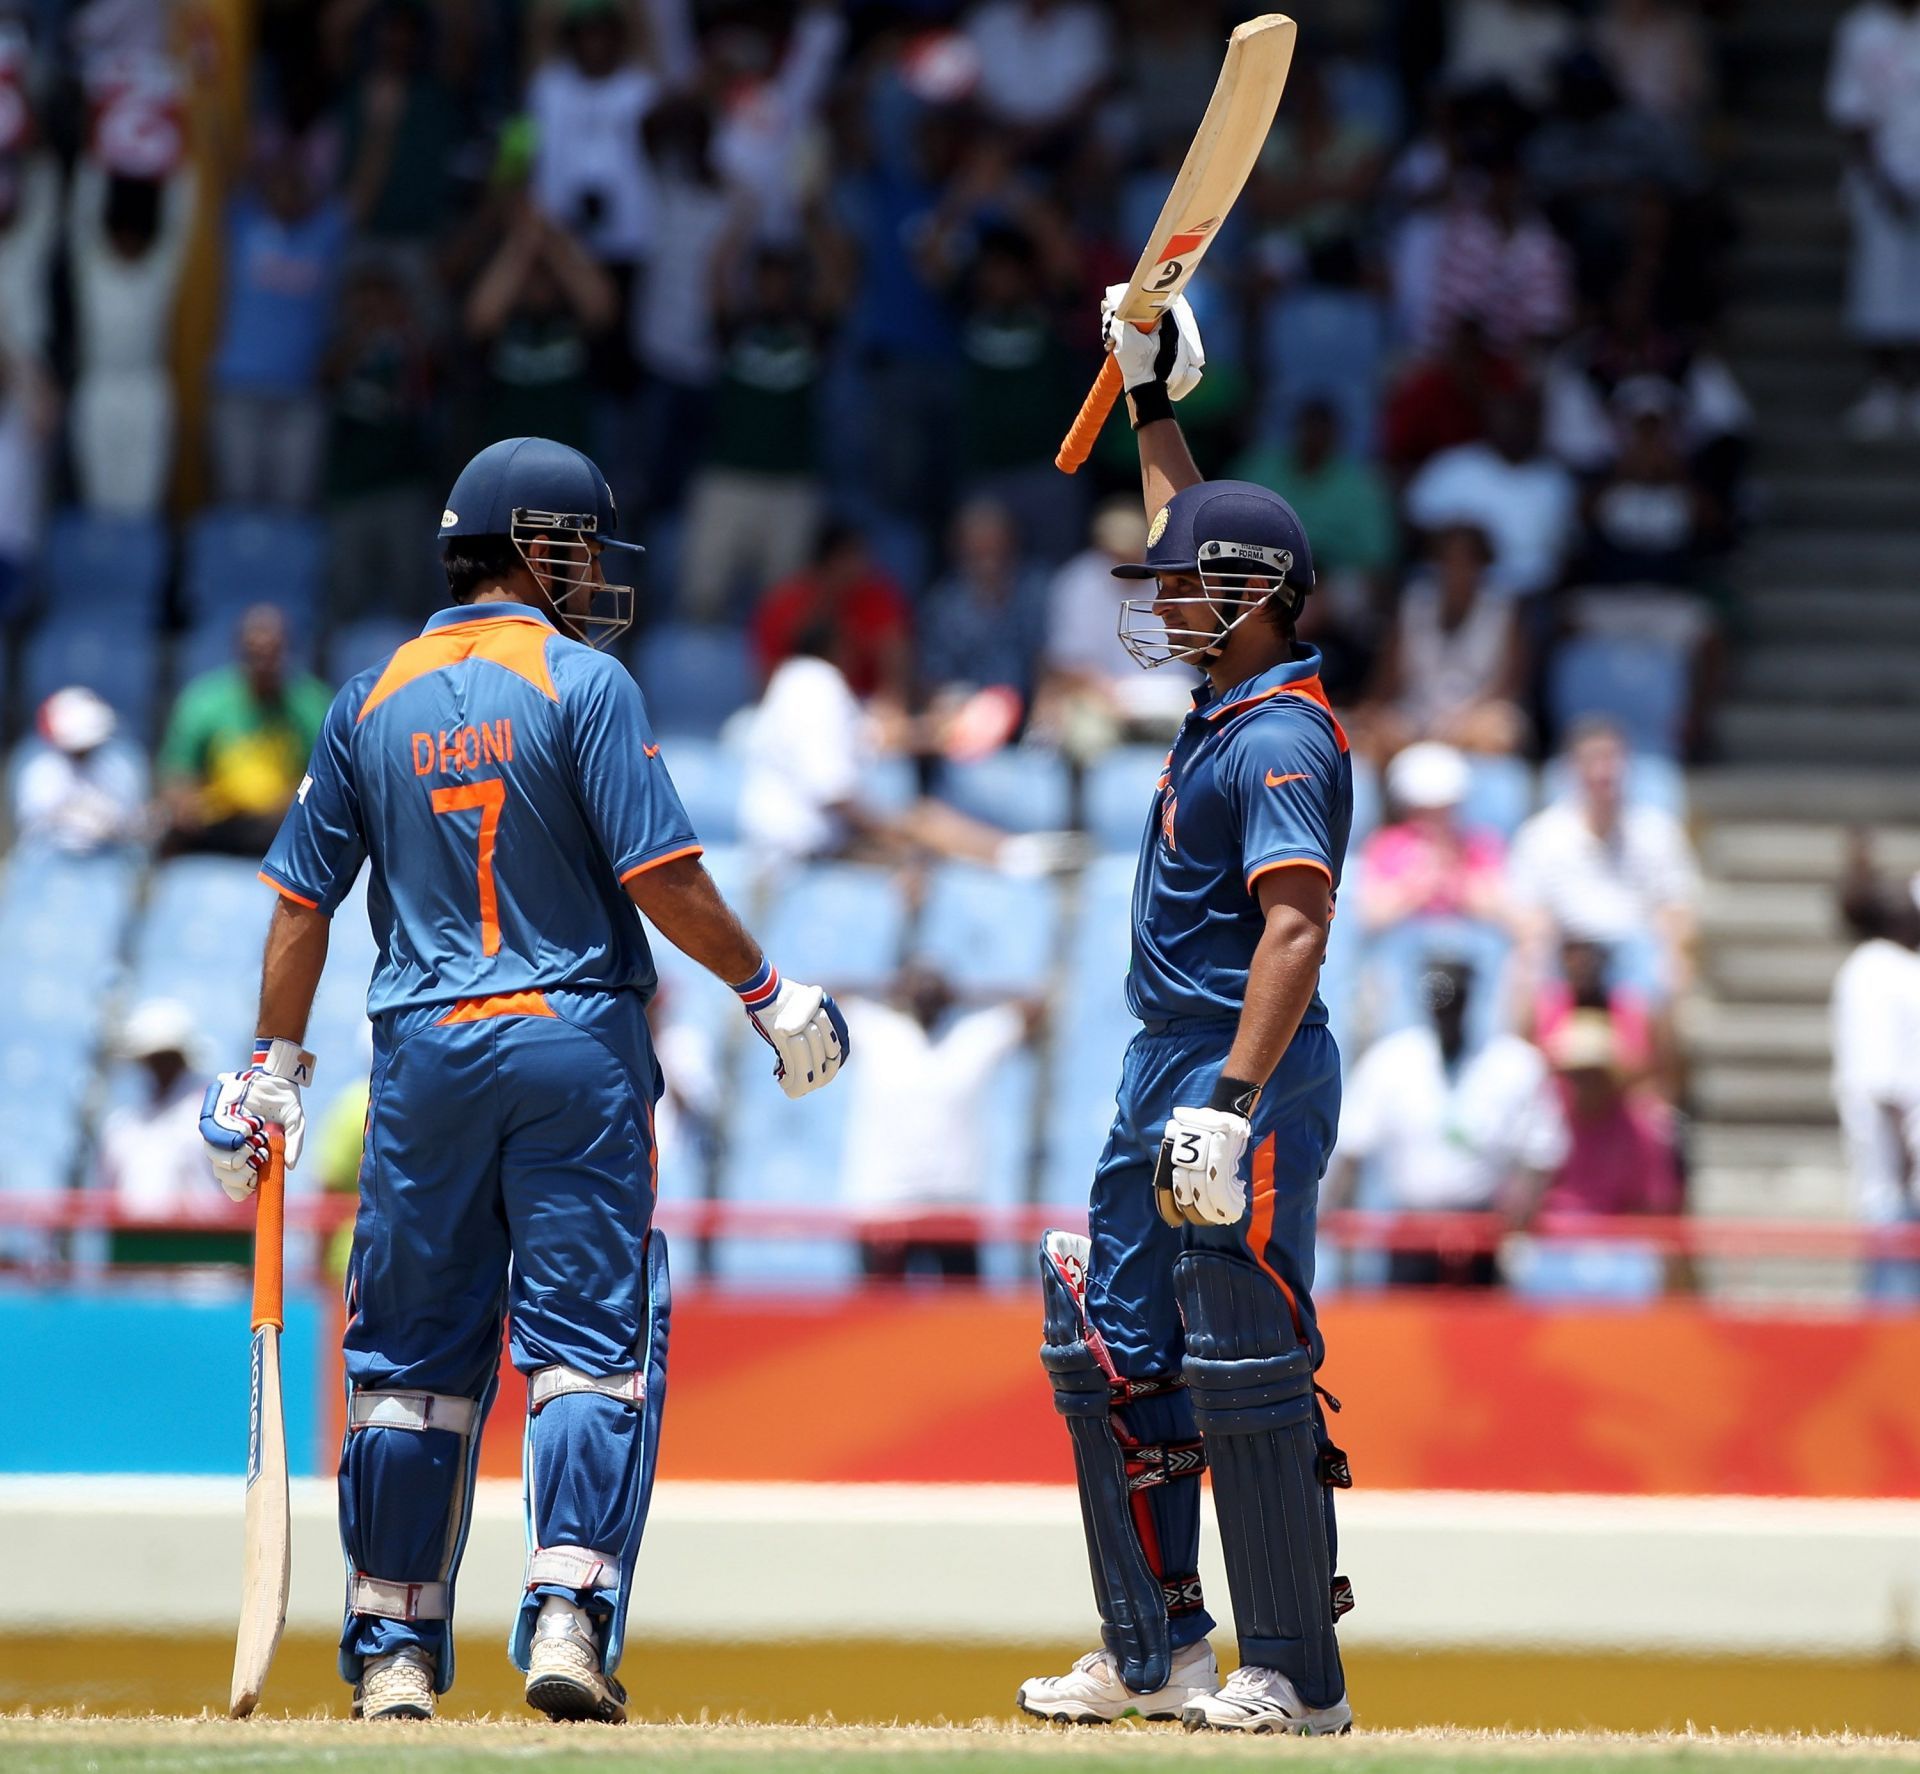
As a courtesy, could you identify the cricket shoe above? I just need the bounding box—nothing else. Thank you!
[1182,1663,1352,1734]
[525,1596,628,1723]
[1017,1640,1219,1723]
[352,1646,436,1720]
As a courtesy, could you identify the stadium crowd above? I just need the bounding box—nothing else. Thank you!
[0,0,1757,1290]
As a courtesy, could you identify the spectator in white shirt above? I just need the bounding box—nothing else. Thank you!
[1328,959,1568,1287]
[840,961,1041,1280]
[964,0,1114,136]
[1508,718,1699,992]
[1826,0,1920,439]
[1404,385,1576,598]
[1443,0,1579,109]
[1830,866,1920,1295]
[11,688,147,854]
[95,999,219,1222]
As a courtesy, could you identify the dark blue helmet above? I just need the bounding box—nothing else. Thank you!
[440,437,643,649]
[1111,479,1316,669]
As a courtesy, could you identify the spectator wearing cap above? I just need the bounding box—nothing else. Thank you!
[96,998,244,1266]
[1508,718,1700,994]
[1358,743,1510,936]
[1539,1009,1683,1219]
[1327,959,1569,1288]
[158,605,332,858]
[1358,522,1528,760]
[1404,384,1577,599]
[11,688,147,854]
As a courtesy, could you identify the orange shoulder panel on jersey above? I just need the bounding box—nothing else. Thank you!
[355,619,560,723]
[1204,672,1350,754]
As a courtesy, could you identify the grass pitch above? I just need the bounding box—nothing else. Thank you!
[5,1718,1919,1774]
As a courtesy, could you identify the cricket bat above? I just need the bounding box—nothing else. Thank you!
[1054,14,1297,474]
[229,1128,290,1719]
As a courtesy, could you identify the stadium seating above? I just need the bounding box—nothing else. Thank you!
[1548,634,1690,760]
[1461,755,1535,839]
[1258,286,1390,458]
[1542,751,1687,819]
[324,617,416,684]
[129,857,277,1065]
[19,618,160,738]
[636,623,754,736]
[655,735,740,845]
[1042,853,1135,1205]
[1084,746,1162,854]
[915,864,1058,992]
[34,509,169,629]
[936,747,1071,834]
[182,509,326,627]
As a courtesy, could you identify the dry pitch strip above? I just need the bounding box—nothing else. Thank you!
[7,1718,1920,1774]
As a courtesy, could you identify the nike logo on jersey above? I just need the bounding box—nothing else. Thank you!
[643,743,661,759]
[1266,770,1308,788]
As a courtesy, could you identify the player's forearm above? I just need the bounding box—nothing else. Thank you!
[1222,902,1326,1088]
[255,897,331,1043]
[1135,415,1204,516]
[625,856,762,988]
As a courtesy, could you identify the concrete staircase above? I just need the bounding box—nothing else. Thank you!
[1684,1,1920,1253]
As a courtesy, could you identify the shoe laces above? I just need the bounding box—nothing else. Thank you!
[1218,1663,1288,1703]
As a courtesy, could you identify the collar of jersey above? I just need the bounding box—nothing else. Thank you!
[422,603,555,633]
[1191,646,1326,722]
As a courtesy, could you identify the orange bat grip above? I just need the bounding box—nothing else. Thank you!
[250,1129,286,1333]
[1055,355,1124,474]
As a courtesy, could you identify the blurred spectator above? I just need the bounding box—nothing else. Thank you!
[752,521,912,704]
[1508,718,1699,992]
[1252,59,1390,275]
[464,197,617,455]
[1573,377,1718,586]
[68,160,197,516]
[11,688,147,854]
[648,980,720,1186]
[1357,743,1509,935]
[1404,384,1575,598]
[920,497,1050,708]
[1328,959,1568,1287]
[964,0,1114,139]
[1035,498,1190,765]
[339,0,468,253]
[1358,524,1528,758]
[709,3,846,245]
[1234,397,1396,697]
[209,143,351,509]
[1443,0,1578,108]
[1530,935,1670,1097]
[1381,317,1527,475]
[1422,157,1574,354]
[0,340,50,619]
[0,90,57,367]
[1595,0,1712,129]
[159,605,332,858]
[1827,0,1920,440]
[1539,1009,1683,1217]
[840,960,1041,1281]
[322,261,442,621]
[96,999,237,1264]
[1831,862,1920,1297]
[679,244,834,621]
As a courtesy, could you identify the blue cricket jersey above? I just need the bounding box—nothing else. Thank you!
[261,604,700,1016]
[1127,648,1353,1027]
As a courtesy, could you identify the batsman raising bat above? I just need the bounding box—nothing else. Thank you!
[198,437,848,1724]
[1017,282,1355,1733]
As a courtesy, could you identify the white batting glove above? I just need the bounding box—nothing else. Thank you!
[1103,282,1205,401]
[1156,1105,1252,1227]
[198,1038,314,1201]
[735,962,849,1100]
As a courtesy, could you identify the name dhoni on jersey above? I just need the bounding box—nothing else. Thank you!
[411,720,516,776]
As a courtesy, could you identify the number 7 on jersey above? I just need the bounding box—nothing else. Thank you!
[432,778,507,956]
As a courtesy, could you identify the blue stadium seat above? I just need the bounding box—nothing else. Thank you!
[1542,752,1686,819]
[1548,634,1689,760]
[36,508,169,627]
[1085,746,1162,854]
[1359,916,1513,1046]
[656,736,740,845]
[1043,854,1135,1205]
[937,748,1070,834]
[755,862,903,986]
[917,865,1058,992]
[636,624,753,737]
[1258,286,1389,458]
[130,857,277,1057]
[1348,755,1381,846]
[19,621,160,736]
[325,617,415,683]
[1460,756,1535,839]
[183,508,326,626]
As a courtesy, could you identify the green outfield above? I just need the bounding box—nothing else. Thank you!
[7,1719,1920,1774]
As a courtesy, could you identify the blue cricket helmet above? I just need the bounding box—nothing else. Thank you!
[440,437,643,649]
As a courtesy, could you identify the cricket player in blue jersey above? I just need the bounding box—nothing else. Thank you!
[198,437,849,1724]
[1017,292,1354,1733]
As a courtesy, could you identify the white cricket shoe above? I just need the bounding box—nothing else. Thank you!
[352,1646,436,1720]
[525,1596,628,1724]
[1017,1639,1219,1723]
[1844,381,1905,442]
[1183,1663,1352,1734]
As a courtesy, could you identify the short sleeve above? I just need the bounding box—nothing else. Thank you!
[562,654,702,883]
[1225,706,1342,892]
[260,685,366,914]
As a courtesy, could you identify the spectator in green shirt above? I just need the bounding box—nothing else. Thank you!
[1233,396,1398,696]
[159,604,332,858]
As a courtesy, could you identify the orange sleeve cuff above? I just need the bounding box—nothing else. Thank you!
[1245,856,1335,893]
[258,871,322,911]
[620,843,705,884]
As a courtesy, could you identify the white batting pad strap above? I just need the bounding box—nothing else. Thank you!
[525,1545,623,1591]
[349,1576,449,1621]
[528,1364,645,1413]
[348,1390,477,1436]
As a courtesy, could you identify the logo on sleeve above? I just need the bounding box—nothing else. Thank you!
[643,743,660,759]
[296,774,313,803]
[1265,770,1307,788]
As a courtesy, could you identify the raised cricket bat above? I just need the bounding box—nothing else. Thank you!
[229,1128,290,1718]
[1054,15,1297,473]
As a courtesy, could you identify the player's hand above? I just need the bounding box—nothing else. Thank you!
[199,1039,315,1200]
[739,966,849,1099]
[1102,283,1204,400]
[1155,1106,1250,1227]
